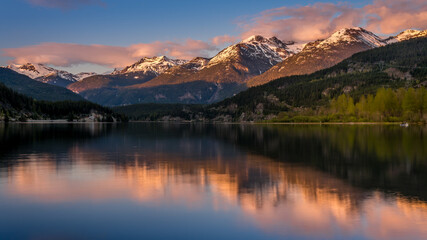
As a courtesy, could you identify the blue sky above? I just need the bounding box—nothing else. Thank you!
[0,0,423,73]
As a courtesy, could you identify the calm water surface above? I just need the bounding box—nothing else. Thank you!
[0,123,426,240]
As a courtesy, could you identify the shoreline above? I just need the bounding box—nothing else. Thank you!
[0,120,118,124]
[127,120,424,125]
[1,120,424,126]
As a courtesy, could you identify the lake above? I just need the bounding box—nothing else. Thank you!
[0,123,426,240]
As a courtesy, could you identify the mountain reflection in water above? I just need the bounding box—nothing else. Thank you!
[0,123,426,240]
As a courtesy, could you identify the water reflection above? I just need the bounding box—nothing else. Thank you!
[0,123,426,240]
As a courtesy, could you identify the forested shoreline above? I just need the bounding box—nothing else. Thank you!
[270,87,427,123]
[0,83,128,122]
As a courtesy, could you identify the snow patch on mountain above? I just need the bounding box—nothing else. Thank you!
[8,63,71,80]
[74,72,97,81]
[284,41,306,54]
[115,56,187,75]
[318,27,386,49]
[187,57,210,71]
[386,29,427,44]
[208,35,293,67]
[6,63,96,82]
[208,45,240,66]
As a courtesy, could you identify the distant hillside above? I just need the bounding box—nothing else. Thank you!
[113,103,204,121]
[115,37,427,121]
[212,36,427,121]
[67,56,185,94]
[0,83,127,122]
[246,28,426,87]
[68,28,426,106]
[7,63,96,87]
[67,36,295,105]
[0,68,84,102]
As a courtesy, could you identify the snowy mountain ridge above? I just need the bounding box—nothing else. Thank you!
[246,27,427,87]
[6,63,96,84]
[113,56,188,75]
[208,35,293,67]
[385,29,427,43]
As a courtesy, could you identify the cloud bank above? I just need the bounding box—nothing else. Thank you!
[3,40,217,68]
[27,0,104,9]
[240,0,427,42]
[5,0,427,68]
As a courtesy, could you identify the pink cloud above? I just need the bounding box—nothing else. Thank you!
[3,43,133,68]
[211,35,239,45]
[130,39,217,60]
[6,0,427,68]
[2,40,217,68]
[27,0,104,9]
[239,0,427,42]
[239,3,362,42]
[364,0,427,34]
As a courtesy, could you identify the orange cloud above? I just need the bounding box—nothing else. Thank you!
[365,0,427,34]
[239,3,362,42]
[239,0,427,42]
[211,35,239,45]
[6,1,427,68]
[3,43,132,68]
[130,39,217,60]
[2,40,217,68]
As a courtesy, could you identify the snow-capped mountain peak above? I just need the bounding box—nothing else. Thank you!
[385,29,427,43]
[185,57,210,71]
[242,35,269,43]
[115,56,188,75]
[208,35,294,67]
[74,72,97,81]
[7,63,64,80]
[6,63,96,87]
[243,35,293,55]
[318,27,386,49]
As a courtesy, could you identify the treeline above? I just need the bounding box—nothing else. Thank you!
[115,37,427,122]
[113,103,205,121]
[329,87,427,122]
[273,87,427,123]
[0,68,83,102]
[0,83,127,122]
[214,37,427,121]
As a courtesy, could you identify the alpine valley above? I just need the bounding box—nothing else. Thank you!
[3,27,427,108]
[3,3,427,240]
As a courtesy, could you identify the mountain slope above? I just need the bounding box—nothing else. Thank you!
[132,35,293,89]
[118,36,427,121]
[0,68,84,101]
[210,36,427,121]
[67,56,186,93]
[114,56,187,75]
[247,28,427,87]
[80,81,224,106]
[77,36,294,105]
[0,82,127,121]
[385,29,427,43]
[247,28,387,87]
[129,57,210,88]
[7,63,96,87]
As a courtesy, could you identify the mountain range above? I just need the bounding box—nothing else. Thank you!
[247,28,427,87]
[115,35,427,121]
[0,67,83,102]
[7,63,96,87]
[3,27,427,106]
[65,35,299,105]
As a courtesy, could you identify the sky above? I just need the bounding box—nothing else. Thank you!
[0,0,426,73]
